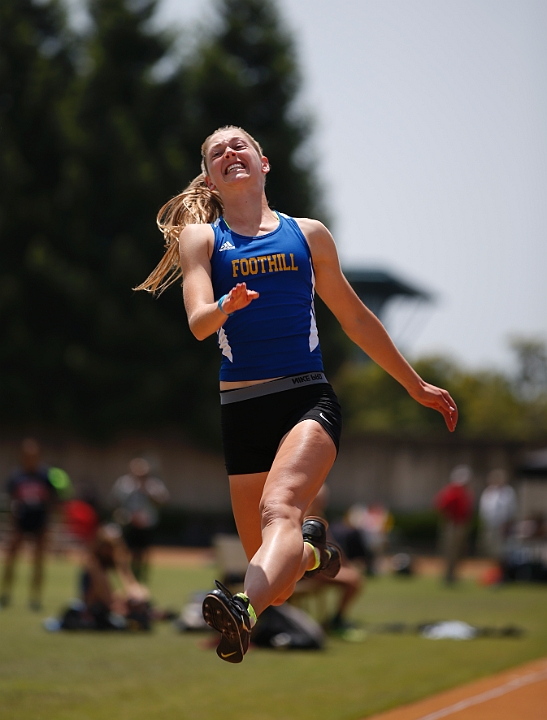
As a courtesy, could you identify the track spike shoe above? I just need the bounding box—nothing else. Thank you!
[302,516,342,579]
[321,543,342,579]
[202,580,251,663]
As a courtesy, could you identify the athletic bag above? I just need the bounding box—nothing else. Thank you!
[251,603,325,650]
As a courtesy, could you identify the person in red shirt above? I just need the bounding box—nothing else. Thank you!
[434,465,474,584]
[64,497,100,547]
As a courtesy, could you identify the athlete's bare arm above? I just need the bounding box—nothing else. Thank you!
[297,218,458,432]
[179,224,259,340]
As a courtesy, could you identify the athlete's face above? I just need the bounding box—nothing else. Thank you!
[203,130,269,192]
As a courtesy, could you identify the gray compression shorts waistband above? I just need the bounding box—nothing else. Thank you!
[220,371,328,405]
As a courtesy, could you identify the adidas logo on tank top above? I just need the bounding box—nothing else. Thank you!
[219,240,236,252]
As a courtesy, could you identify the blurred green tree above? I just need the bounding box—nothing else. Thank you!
[0,0,218,443]
[334,342,547,442]
[53,0,232,443]
[334,357,453,437]
[0,0,76,426]
[1,0,341,446]
[52,0,216,441]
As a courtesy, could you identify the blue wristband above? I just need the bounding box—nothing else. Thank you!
[217,294,231,316]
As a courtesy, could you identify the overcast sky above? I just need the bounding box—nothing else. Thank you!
[71,0,547,372]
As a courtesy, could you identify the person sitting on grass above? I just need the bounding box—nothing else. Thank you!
[82,524,150,621]
[48,524,152,631]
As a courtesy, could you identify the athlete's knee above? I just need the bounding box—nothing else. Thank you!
[259,495,300,529]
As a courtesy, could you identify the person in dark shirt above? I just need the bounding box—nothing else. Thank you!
[1,439,60,610]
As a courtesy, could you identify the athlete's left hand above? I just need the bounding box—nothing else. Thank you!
[408,382,458,432]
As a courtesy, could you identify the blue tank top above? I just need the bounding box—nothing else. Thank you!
[210,213,324,381]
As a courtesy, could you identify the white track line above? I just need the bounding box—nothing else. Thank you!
[415,667,547,720]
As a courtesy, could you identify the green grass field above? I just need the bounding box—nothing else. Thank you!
[1,557,546,720]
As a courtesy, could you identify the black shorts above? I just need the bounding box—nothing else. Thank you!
[220,372,342,475]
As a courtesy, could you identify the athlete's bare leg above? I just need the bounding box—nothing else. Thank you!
[229,469,314,605]
[229,419,336,617]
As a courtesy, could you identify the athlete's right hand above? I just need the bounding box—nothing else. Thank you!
[222,282,259,314]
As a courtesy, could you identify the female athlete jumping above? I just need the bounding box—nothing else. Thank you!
[136,126,458,662]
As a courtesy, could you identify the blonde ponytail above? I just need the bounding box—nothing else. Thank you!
[134,174,223,294]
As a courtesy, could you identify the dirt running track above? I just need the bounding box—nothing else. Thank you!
[366,656,547,720]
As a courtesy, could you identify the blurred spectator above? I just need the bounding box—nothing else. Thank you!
[44,524,152,632]
[514,513,546,542]
[82,524,150,620]
[110,458,169,581]
[64,501,99,549]
[478,468,517,562]
[63,481,102,548]
[304,486,366,640]
[345,503,393,575]
[330,513,375,576]
[44,524,180,632]
[1,439,69,610]
[502,513,547,583]
[390,551,415,576]
[434,464,474,584]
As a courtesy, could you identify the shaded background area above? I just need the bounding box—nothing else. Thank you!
[1,0,334,447]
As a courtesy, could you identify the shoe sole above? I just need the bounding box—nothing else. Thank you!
[202,593,245,663]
